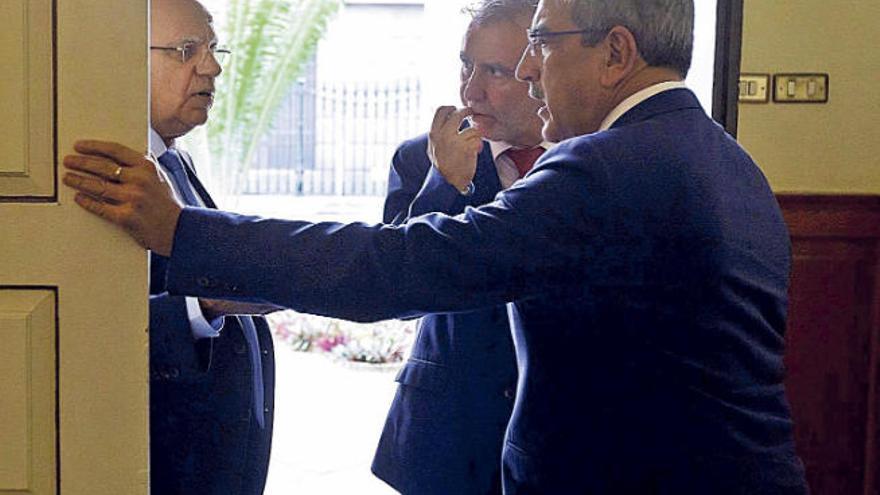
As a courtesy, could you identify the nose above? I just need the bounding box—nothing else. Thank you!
[462,69,485,104]
[515,46,539,84]
[197,49,222,78]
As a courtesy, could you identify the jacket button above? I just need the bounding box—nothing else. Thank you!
[262,348,269,355]
[169,368,179,378]
[503,388,515,399]
[197,276,212,287]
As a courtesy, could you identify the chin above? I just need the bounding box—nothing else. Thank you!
[541,120,566,143]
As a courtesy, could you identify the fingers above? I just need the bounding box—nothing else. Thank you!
[447,107,474,129]
[430,106,474,134]
[72,192,126,224]
[431,106,457,131]
[63,173,127,203]
[73,140,148,168]
[63,154,125,181]
[459,127,483,152]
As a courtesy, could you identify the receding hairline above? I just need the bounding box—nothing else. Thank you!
[464,0,536,29]
[151,0,214,23]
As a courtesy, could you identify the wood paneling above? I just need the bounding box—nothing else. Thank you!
[0,289,56,495]
[779,194,880,495]
[0,0,55,201]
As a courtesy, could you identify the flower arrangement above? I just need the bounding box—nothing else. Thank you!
[268,310,416,364]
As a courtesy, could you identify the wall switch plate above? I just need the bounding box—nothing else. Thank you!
[738,74,770,103]
[773,74,829,103]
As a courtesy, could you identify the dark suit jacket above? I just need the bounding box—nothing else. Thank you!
[149,151,275,495]
[372,135,517,495]
[165,89,808,494]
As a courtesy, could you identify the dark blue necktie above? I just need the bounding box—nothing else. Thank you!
[157,149,201,206]
[157,148,266,428]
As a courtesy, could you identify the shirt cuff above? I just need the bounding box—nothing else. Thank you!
[185,296,224,339]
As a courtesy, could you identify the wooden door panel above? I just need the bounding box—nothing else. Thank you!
[780,195,880,495]
[0,289,56,495]
[0,0,53,199]
[0,1,149,493]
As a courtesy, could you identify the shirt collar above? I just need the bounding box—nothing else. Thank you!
[149,127,172,158]
[599,80,688,131]
[488,139,554,161]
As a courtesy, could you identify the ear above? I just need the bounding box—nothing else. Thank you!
[599,26,642,88]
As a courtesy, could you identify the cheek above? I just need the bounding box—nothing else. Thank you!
[490,82,523,110]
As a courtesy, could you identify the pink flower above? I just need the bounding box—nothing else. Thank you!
[315,334,347,352]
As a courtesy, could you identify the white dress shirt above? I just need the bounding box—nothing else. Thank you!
[599,80,689,131]
[487,139,555,189]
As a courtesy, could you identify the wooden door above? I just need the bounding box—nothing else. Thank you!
[0,1,150,493]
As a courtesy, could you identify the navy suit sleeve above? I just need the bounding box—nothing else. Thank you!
[383,134,482,224]
[406,167,463,219]
[150,292,211,376]
[383,137,431,224]
[164,144,604,322]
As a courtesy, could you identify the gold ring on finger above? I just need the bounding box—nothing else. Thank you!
[111,166,124,183]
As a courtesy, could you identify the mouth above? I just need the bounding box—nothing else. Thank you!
[470,112,495,122]
[528,84,545,102]
[537,106,550,121]
[192,90,215,99]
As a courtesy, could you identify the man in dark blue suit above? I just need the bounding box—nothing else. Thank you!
[146,1,275,493]
[64,0,809,492]
[373,2,548,493]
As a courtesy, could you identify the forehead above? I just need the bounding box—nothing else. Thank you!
[462,20,529,61]
[152,0,216,43]
[533,0,574,29]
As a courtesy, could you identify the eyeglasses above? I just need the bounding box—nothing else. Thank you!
[150,41,232,65]
[526,28,605,56]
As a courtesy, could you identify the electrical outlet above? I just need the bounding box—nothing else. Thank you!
[738,74,770,103]
[773,74,829,103]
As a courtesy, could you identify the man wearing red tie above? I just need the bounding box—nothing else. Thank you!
[375,1,551,493]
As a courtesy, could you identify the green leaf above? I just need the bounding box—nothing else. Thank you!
[201,0,341,196]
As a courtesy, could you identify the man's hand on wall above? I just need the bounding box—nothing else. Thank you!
[63,140,181,257]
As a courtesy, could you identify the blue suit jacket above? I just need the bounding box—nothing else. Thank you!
[149,152,275,495]
[165,89,808,494]
[372,135,517,494]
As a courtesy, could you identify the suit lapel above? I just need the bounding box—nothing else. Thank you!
[177,151,218,209]
[149,151,215,293]
[469,142,502,206]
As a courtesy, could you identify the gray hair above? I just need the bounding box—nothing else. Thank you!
[566,0,694,77]
[463,0,537,27]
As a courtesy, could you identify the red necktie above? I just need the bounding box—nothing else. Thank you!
[504,146,545,178]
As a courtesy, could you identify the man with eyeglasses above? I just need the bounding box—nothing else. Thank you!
[146,1,275,493]
[65,0,808,492]
[374,2,548,493]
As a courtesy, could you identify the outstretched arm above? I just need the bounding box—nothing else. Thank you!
[62,130,601,323]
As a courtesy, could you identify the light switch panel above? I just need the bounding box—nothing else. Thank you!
[773,74,829,103]
[738,74,770,103]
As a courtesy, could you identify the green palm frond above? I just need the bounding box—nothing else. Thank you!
[205,0,340,196]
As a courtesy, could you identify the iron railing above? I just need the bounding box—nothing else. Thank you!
[243,78,422,196]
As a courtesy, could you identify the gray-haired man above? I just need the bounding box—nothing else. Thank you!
[64,0,809,492]
[374,1,545,494]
